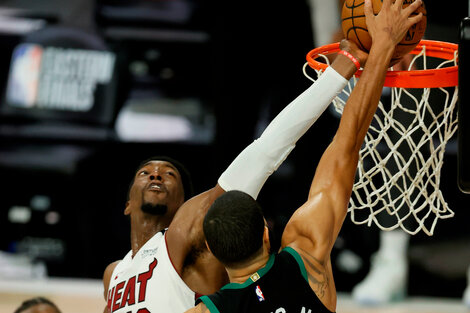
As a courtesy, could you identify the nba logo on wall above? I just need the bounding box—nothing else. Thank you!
[6,44,42,108]
[5,43,115,112]
[255,285,265,302]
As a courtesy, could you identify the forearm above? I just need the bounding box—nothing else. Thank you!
[283,0,424,265]
[286,46,393,257]
[218,65,351,199]
[308,44,393,209]
[330,51,360,80]
[336,44,394,152]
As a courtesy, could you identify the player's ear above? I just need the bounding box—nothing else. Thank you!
[124,201,131,215]
[263,226,271,254]
[263,226,269,242]
[205,240,212,254]
[263,226,271,244]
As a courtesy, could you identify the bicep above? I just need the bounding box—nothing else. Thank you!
[281,142,355,259]
[307,139,358,235]
[166,185,225,270]
[281,194,337,261]
[309,137,359,201]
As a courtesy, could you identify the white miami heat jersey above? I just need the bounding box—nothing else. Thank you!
[106,230,196,313]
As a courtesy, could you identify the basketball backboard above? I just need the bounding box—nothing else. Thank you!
[459,17,470,194]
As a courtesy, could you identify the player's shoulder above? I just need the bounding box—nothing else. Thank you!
[103,260,122,299]
[103,260,121,282]
[105,260,122,272]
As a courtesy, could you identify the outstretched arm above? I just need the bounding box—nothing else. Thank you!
[166,41,366,284]
[281,0,423,308]
[217,41,365,199]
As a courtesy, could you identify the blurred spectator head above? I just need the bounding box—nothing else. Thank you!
[14,297,61,313]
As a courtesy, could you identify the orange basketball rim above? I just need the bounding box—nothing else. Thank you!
[306,39,458,88]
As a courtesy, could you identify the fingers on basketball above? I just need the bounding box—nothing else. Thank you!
[341,0,427,66]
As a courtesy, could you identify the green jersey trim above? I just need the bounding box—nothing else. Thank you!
[221,253,275,290]
[282,246,309,283]
[199,295,220,313]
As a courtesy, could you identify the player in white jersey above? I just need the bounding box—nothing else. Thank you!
[106,230,196,312]
[103,40,367,313]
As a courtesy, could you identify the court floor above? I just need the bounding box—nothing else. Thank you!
[0,278,468,313]
[336,293,469,313]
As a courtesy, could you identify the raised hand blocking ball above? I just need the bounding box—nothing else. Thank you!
[341,0,427,65]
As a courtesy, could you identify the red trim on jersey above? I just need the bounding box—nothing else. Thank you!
[107,286,114,310]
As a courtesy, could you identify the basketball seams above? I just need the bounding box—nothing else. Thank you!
[341,15,365,22]
[350,0,368,51]
[344,1,365,9]
[342,0,426,62]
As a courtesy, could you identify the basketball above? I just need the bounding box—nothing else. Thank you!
[341,0,427,64]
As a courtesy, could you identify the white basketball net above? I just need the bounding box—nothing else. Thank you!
[303,45,458,236]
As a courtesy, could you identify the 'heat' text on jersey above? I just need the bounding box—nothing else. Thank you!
[107,258,157,312]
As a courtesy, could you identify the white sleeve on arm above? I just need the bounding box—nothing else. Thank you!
[218,66,348,199]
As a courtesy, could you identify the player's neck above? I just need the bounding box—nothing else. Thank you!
[130,212,170,257]
[226,247,271,284]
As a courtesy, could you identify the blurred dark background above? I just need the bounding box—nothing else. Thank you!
[0,0,468,300]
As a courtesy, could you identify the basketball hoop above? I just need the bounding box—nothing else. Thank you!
[304,40,459,236]
[306,40,458,88]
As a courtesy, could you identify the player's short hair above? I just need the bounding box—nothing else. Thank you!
[203,190,265,267]
[127,156,194,201]
[14,297,61,313]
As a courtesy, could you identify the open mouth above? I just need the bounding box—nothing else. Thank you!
[148,183,164,192]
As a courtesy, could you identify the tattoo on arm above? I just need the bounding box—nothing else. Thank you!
[297,247,329,299]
